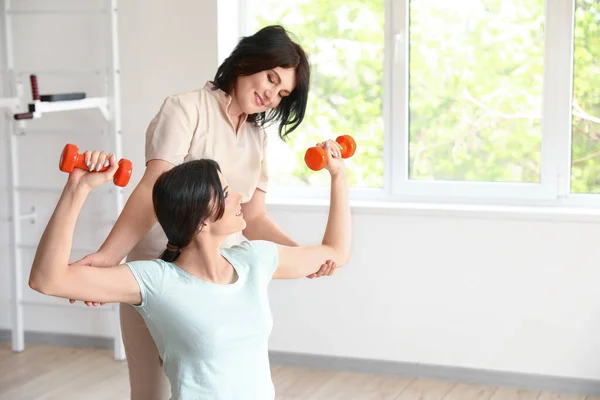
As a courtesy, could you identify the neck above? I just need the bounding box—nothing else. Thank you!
[174,235,236,284]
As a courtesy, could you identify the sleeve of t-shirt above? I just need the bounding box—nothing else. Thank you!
[126,260,166,315]
[145,95,196,166]
[249,240,279,279]
[257,129,269,193]
[233,240,278,282]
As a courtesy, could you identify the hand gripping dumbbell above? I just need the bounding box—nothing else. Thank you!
[304,135,357,171]
[59,143,133,187]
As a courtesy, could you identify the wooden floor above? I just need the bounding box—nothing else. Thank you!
[1,343,599,400]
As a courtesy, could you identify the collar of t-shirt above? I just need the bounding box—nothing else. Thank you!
[204,81,249,133]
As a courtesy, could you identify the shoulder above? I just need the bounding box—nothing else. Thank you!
[161,88,205,111]
[125,259,170,305]
[228,239,275,251]
[126,258,166,269]
[223,240,278,267]
[248,239,278,255]
[126,258,189,285]
[126,259,168,277]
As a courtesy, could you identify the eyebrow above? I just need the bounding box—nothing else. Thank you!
[271,69,291,95]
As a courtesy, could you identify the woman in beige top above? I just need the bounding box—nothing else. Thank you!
[71,25,338,400]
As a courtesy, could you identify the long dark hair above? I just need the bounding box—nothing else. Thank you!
[153,159,226,262]
[212,25,310,140]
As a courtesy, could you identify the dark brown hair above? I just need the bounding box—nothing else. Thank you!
[153,159,226,262]
[212,25,310,140]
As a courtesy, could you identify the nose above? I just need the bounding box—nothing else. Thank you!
[264,90,281,108]
[264,89,272,103]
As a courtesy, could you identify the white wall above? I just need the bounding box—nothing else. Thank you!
[2,0,600,384]
[0,0,218,335]
[266,206,600,380]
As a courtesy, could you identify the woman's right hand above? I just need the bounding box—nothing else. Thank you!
[67,150,119,191]
[68,251,120,306]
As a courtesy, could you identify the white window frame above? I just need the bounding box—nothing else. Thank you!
[225,0,597,207]
[390,0,578,207]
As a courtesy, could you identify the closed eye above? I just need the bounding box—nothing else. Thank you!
[268,71,290,99]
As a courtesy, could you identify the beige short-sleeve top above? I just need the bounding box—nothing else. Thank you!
[128,82,269,261]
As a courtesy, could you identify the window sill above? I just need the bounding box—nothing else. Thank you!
[265,196,600,223]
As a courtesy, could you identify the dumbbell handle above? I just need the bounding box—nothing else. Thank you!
[59,144,132,187]
[304,135,357,171]
[65,153,114,173]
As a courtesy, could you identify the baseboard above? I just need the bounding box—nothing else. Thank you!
[270,351,600,396]
[2,329,599,396]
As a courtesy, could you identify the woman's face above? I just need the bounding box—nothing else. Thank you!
[233,67,296,115]
[206,172,246,236]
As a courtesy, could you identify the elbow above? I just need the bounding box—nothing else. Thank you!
[333,248,350,266]
[323,244,351,267]
[28,274,45,294]
[339,253,350,266]
[339,244,352,265]
[28,271,56,296]
[341,242,352,265]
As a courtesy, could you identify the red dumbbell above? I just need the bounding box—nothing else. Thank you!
[59,143,133,187]
[304,135,357,171]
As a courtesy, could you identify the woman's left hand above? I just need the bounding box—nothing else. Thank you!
[318,140,346,177]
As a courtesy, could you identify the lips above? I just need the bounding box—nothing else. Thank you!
[236,209,243,217]
[254,92,264,107]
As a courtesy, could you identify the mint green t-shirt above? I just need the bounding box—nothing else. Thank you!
[126,240,279,400]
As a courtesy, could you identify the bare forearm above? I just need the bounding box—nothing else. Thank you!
[98,179,157,262]
[243,214,298,246]
[322,170,350,262]
[30,182,88,289]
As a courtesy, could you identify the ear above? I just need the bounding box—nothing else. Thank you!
[197,221,209,233]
